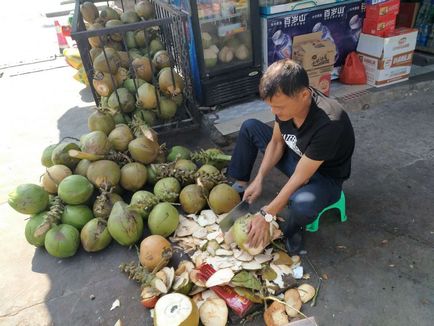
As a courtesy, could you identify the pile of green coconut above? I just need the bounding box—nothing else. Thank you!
[8,103,239,260]
[80,0,185,124]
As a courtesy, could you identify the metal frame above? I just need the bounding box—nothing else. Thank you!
[71,0,199,134]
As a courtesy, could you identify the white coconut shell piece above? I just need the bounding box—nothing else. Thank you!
[197,212,216,227]
[201,209,218,222]
[284,288,302,317]
[233,249,254,262]
[151,278,168,293]
[176,216,201,237]
[201,290,219,301]
[206,224,220,232]
[271,263,292,275]
[215,249,233,256]
[192,227,208,239]
[173,272,190,290]
[199,298,228,326]
[215,234,224,244]
[254,253,273,264]
[161,267,175,289]
[241,261,263,270]
[141,286,160,299]
[176,261,195,276]
[189,285,207,296]
[206,230,220,241]
[190,269,206,288]
[205,268,234,288]
[263,301,289,326]
[220,243,231,250]
[192,293,204,309]
[297,283,316,303]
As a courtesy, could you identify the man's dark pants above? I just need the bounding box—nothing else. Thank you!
[228,119,343,238]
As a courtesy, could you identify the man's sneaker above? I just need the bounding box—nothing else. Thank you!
[285,229,305,255]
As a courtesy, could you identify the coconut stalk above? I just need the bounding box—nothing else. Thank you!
[191,149,231,166]
[68,149,132,166]
[34,196,64,237]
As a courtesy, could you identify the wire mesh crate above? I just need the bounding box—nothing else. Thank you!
[71,0,199,133]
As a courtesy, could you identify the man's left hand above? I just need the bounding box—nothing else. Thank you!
[248,214,270,248]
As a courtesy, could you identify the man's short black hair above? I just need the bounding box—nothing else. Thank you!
[259,59,309,100]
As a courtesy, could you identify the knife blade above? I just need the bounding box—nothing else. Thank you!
[219,200,250,232]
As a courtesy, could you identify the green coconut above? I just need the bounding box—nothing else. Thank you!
[86,160,121,187]
[8,184,49,215]
[41,144,57,167]
[154,177,181,202]
[123,78,146,94]
[58,175,94,205]
[147,165,158,185]
[25,212,49,247]
[93,48,121,74]
[105,19,123,41]
[148,202,179,237]
[80,131,112,156]
[128,137,160,164]
[126,31,137,49]
[158,67,185,96]
[179,184,207,214]
[167,146,191,162]
[133,108,157,126]
[150,39,164,57]
[158,97,177,120]
[80,2,99,24]
[120,162,148,192]
[196,164,221,191]
[204,48,217,68]
[232,213,266,256]
[130,190,159,219]
[108,88,136,113]
[51,142,81,170]
[93,192,123,219]
[44,224,80,258]
[174,159,197,185]
[108,201,144,246]
[112,112,132,125]
[88,110,115,135]
[121,10,140,24]
[99,7,120,22]
[61,205,94,230]
[80,218,112,252]
[137,82,158,110]
[208,183,241,214]
[135,0,155,20]
[108,124,134,152]
[74,159,92,177]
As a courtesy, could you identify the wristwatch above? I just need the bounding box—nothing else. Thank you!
[259,208,275,223]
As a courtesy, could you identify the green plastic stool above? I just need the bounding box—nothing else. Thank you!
[306,191,347,232]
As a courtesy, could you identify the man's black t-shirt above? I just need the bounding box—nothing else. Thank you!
[276,90,355,180]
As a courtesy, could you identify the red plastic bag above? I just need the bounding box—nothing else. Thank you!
[340,51,367,85]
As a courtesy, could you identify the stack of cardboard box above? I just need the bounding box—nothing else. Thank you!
[362,0,400,37]
[292,32,336,95]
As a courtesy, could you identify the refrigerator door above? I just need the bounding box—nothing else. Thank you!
[193,0,254,77]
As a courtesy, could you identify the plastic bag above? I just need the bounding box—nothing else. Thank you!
[340,51,367,85]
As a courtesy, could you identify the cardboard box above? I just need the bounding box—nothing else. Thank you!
[362,13,396,36]
[396,3,420,28]
[358,52,413,86]
[292,32,336,70]
[356,28,418,87]
[307,66,333,95]
[365,0,400,18]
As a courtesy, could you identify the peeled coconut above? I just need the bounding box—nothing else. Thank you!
[108,124,134,152]
[86,160,121,187]
[204,48,217,68]
[137,82,158,109]
[148,202,179,237]
[235,44,250,60]
[158,67,184,96]
[263,301,289,326]
[41,165,72,194]
[132,57,153,83]
[108,201,144,246]
[208,183,240,214]
[218,46,234,63]
[154,177,181,202]
[44,224,80,258]
[284,288,302,318]
[199,298,228,326]
[233,214,267,256]
[139,235,173,271]
[297,283,316,303]
[154,293,199,326]
[120,162,147,192]
[179,184,207,214]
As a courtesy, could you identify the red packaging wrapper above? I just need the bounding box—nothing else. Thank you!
[198,264,253,317]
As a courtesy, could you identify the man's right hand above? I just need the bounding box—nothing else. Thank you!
[243,177,263,204]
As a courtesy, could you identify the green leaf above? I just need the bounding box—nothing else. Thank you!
[231,270,261,291]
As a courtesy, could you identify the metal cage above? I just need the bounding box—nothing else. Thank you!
[71,0,199,133]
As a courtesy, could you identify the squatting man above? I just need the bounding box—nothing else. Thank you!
[228,59,355,254]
